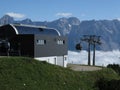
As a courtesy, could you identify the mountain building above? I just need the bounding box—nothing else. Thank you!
[0,24,68,67]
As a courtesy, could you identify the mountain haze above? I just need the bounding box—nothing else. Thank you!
[0,15,120,51]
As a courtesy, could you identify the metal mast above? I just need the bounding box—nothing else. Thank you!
[81,35,101,66]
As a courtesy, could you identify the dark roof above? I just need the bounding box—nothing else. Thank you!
[0,24,61,36]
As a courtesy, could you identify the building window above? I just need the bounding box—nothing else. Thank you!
[37,40,46,45]
[64,57,67,61]
[57,40,65,45]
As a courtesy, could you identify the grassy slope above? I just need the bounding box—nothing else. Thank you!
[0,57,119,90]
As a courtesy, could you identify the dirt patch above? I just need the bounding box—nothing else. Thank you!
[68,64,102,71]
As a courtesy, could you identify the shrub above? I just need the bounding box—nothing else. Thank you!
[96,78,120,90]
[107,64,120,75]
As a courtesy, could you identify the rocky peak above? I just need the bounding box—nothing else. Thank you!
[0,15,14,25]
[68,17,80,25]
[20,18,32,24]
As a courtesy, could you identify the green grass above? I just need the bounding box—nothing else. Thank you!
[0,57,119,90]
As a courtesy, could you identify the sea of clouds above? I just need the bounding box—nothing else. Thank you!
[68,50,120,66]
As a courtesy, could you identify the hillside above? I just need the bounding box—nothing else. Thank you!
[0,57,119,90]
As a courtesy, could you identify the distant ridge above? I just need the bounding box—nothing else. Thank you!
[0,15,120,51]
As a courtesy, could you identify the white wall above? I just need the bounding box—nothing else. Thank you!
[35,55,67,67]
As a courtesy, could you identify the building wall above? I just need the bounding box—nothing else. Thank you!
[10,35,34,57]
[35,55,67,67]
[0,24,16,39]
[34,35,68,67]
[34,35,68,57]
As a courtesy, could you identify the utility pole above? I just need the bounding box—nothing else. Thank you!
[81,35,101,66]
[81,35,92,65]
[88,42,91,65]
[92,35,101,66]
[93,43,96,66]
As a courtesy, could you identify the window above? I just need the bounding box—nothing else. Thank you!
[37,40,46,45]
[57,40,65,45]
[64,57,67,61]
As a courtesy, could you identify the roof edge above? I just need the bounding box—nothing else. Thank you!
[9,24,19,34]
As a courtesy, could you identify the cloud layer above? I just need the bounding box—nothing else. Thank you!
[68,50,120,66]
[6,12,25,19]
[56,13,73,17]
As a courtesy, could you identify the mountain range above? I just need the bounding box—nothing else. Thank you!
[0,15,120,51]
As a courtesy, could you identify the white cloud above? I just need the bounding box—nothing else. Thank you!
[56,13,73,17]
[6,12,26,19]
[68,50,120,66]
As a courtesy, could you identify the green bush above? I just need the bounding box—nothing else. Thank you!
[107,64,120,75]
[96,78,120,90]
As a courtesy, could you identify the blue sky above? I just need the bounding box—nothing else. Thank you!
[0,0,120,21]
